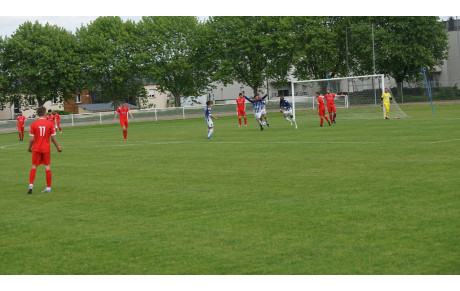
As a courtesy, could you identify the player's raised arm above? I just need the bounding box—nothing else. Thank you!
[244,95,254,103]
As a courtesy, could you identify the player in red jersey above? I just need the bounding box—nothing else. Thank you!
[16,111,26,141]
[324,89,345,123]
[46,109,56,128]
[236,93,247,127]
[113,101,134,141]
[316,92,331,127]
[27,107,62,194]
[53,110,62,133]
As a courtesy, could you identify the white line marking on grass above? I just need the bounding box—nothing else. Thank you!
[425,138,460,144]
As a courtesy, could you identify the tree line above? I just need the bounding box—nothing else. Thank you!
[0,16,448,110]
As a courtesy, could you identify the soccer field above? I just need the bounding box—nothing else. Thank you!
[0,103,459,274]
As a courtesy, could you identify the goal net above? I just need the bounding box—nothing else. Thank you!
[289,74,409,122]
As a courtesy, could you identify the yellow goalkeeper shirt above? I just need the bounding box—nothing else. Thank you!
[381,92,392,105]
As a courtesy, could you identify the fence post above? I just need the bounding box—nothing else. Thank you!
[100,112,102,125]
[71,114,74,126]
[155,108,157,122]
[182,106,185,119]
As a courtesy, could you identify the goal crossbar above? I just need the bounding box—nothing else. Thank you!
[293,74,385,84]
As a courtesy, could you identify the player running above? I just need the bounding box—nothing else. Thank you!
[27,107,62,194]
[205,101,218,139]
[53,110,62,133]
[316,92,331,127]
[113,101,134,141]
[16,111,26,141]
[381,88,392,119]
[279,97,297,128]
[324,89,345,123]
[236,93,247,127]
[244,93,269,130]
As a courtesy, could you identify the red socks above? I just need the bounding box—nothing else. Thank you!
[320,117,324,126]
[325,116,330,123]
[46,170,52,187]
[239,118,241,126]
[29,168,36,184]
[333,113,336,121]
[244,117,247,125]
[123,130,127,139]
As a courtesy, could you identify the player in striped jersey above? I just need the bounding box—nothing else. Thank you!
[205,101,218,139]
[279,97,297,128]
[244,93,270,130]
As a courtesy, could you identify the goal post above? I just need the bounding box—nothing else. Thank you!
[291,74,408,121]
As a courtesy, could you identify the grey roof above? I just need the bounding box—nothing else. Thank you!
[77,102,137,112]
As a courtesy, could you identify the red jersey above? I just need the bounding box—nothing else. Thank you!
[54,113,60,122]
[317,96,326,108]
[116,106,130,121]
[29,118,56,153]
[17,116,26,127]
[324,94,335,106]
[46,114,55,123]
[236,97,246,111]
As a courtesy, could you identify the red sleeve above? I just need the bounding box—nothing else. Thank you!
[30,122,36,136]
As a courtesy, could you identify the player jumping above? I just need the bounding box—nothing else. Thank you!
[113,101,134,141]
[16,111,26,141]
[324,89,345,123]
[279,97,297,128]
[205,101,218,139]
[236,93,247,127]
[316,92,331,127]
[28,107,62,194]
[244,93,269,130]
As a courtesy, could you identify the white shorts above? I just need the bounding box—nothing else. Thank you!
[206,119,213,128]
[283,108,293,116]
[254,111,263,119]
[261,109,266,115]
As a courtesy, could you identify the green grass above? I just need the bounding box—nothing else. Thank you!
[0,103,459,274]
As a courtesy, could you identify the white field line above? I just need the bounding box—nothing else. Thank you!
[2,138,459,150]
[425,138,460,144]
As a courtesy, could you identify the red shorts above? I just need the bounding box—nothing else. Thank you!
[32,151,51,166]
[237,110,246,117]
[56,121,60,126]
[318,107,326,116]
[327,104,336,113]
[18,126,24,132]
[119,120,129,128]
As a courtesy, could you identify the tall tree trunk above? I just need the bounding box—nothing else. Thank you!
[173,91,181,107]
[252,87,258,97]
[396,81,403,103]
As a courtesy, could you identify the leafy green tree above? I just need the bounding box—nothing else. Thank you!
[0,21,82,108]
[342,16,448,96]
[207,16,293,97]
[137,16,215,107]
[76,16,146,106]
[287,16,348,81]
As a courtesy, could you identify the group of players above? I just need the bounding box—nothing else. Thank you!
[20,89,392,193]
[16,109,62,141]
[204,89,345,139]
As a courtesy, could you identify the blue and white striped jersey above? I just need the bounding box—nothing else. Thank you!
[245,95,267,113]
[280,99,291,109]
[205,106,212,120]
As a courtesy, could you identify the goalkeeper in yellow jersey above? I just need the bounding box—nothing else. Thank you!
[381,88,392,119]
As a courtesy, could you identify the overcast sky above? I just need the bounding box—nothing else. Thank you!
[0,1,457,38]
